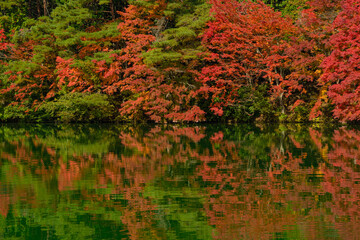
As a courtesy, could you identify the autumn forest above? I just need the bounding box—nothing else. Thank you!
[0,0,359,123]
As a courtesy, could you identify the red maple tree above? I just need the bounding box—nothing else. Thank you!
[198,0,298,117]
[319,0,360,121]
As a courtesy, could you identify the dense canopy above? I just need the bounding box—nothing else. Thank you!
[0,0,359,123]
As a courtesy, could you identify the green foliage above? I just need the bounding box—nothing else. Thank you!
[0,0,29,31]
[286,104,310,122]
[144,1,211,67]
[281,0,308,18]
[0,123,348,239]
[0,0,353,123]
[0,104,31,122]
[262,0,308,18]
[224,85,276,122]
[51,1,93,30]
[263,0,286,10]
[39,92,114,122]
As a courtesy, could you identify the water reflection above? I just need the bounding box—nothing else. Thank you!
[0,124,359,239]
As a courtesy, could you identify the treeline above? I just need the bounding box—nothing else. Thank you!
[0,0,359,123]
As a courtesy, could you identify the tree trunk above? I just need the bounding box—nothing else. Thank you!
[109,0,115,20]
[36,0,41,17]
[27,0,32,17]
[43,0,48,16]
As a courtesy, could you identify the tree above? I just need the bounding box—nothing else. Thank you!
[284,0,342,121]
[97,1,206,123]
[197,0,298,122]
[319,0,360,122]
[0,0,123,121]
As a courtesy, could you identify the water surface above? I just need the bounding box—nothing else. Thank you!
[0,123,359,239]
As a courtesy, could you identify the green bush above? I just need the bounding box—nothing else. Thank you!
[286,104,310,122]
[0,105,31,122]
[224,84,276,122]
[39,92,115,123]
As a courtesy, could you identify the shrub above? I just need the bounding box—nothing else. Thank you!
[0,105,30,122]
[39,92,114,123]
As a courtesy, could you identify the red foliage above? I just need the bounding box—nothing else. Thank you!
[0,29,10,52]
[0,31,57,106]
[198,0,298,116]
[319,0,360,121]
[111,5,205,122]
[55,4,205,123]
[287,0,342,120]
[310,127,360,239]
[55,56,92,93]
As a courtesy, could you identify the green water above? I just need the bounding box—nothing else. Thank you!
[0,123,359,239]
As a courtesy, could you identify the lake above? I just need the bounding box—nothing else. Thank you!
[0,123,359,239]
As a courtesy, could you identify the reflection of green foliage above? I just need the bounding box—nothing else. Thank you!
[36,127,112,157]
[0,124,130,157]
[0,123,346,239]
[203,123,324,170]
[0,160,127,239]
[144,179,213,240]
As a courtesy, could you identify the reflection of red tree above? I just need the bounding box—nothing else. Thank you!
[198,140,310,239]
[0,193,10,217]
[199,130,355,240]
[98,126,207,239]
[310,127,360,239]
[0,125,208,238]
[58,155,94,191]
[2,125,360,239]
